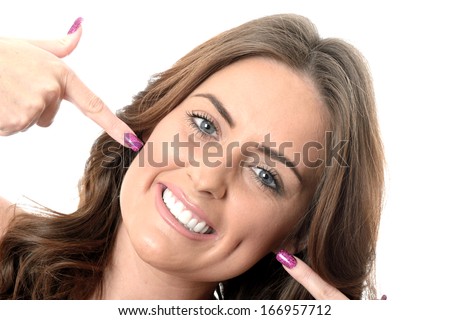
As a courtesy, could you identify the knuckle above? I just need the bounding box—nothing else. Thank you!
[318,283,340,300]
[297,266,315,284]
[63,68,106,115]
[0,130,13,136]
[37,119,53,128]
[38,103,60,128]
[2,116,28,133]
[85,95,105,114]
[0,123,10,135]
[53,59,69,75]
[41,82,61,101]
[53,60,71,86]
[25,100,45,115]
[108,117,121,132]
[62,66,75,89]
[318,286,331,299]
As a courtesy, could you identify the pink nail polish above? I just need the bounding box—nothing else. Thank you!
[124,133,143,152]
[276,249,297,269]
[67,17,83,35]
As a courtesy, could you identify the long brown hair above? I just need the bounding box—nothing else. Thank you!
[0,14,383,299]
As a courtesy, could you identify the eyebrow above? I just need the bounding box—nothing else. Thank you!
[193,92,302,185]
[258,145,303,185]
[193,93,235,127]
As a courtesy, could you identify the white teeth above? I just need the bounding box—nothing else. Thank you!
[193,221,206,233]
[171,202,184,217]
[200,225,209,234]
[162,188,175,206]
[186,218,198,229]
[178,210,192,224]
[162,188,213,234]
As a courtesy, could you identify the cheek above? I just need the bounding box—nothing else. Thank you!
[119,161,149,234]
[118,158,172,265]
[141,117,195,171]
[229,195,301,252]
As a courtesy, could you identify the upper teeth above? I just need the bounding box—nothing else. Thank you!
[163,188,212,234]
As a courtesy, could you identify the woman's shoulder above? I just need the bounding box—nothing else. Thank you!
[0,196,14,235]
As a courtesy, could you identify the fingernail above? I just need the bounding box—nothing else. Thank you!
[124,133,143,152]
[276,249,297,269]
[67,17,83,35]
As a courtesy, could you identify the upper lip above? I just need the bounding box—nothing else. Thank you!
[161,182,216,232]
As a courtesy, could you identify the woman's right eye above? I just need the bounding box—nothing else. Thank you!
[187,111,220,140]
[193,117,217,136]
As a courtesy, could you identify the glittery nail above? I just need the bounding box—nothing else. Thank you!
[67,17,83,35]
[276,249,297,269]
[124,133,144,152]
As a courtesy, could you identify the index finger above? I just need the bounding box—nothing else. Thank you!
[276,250,348,300]
[63,68,143,151]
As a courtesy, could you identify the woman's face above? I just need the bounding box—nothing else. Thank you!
[120,57,327,282]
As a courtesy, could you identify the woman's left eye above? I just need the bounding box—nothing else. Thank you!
[251,167,278,190]
[192,116,217,137]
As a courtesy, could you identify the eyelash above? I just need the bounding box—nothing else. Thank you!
[251,165,282,194]
[186,111,220,140]
[186,110,282,195]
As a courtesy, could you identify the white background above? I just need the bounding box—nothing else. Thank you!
[0,0,449,308]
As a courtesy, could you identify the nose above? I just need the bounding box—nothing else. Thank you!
[187,161,228,199]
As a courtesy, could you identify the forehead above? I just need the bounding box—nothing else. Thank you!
[192,57,328,158]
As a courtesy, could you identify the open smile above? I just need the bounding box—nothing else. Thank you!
[155,183,217,240]
[162,187,214,235]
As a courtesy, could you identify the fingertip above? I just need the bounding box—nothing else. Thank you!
[276,249,297,269]
[55,17,83,57]
[124,132,144,152]
[67,17,84,35]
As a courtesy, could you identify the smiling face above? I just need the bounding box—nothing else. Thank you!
[119,57,328,283]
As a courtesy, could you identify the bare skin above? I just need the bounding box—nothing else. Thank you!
[0,27,350,300]
[104,57,350,300]
[0,20,140,148]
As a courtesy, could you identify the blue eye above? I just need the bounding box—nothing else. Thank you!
[191,115,219,138]
[251,167,277,189]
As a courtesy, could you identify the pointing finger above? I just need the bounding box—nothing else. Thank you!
[276,249,348,300]
[63,68,143,151]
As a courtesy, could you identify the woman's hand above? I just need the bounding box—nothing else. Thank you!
[276,249,348,300]
[0,18,143,151]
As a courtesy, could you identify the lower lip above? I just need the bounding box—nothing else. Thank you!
[155,183,217,241]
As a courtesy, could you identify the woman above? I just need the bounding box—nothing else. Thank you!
[0,14,384,299]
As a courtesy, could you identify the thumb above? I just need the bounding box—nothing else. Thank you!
[27,17,83,58]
